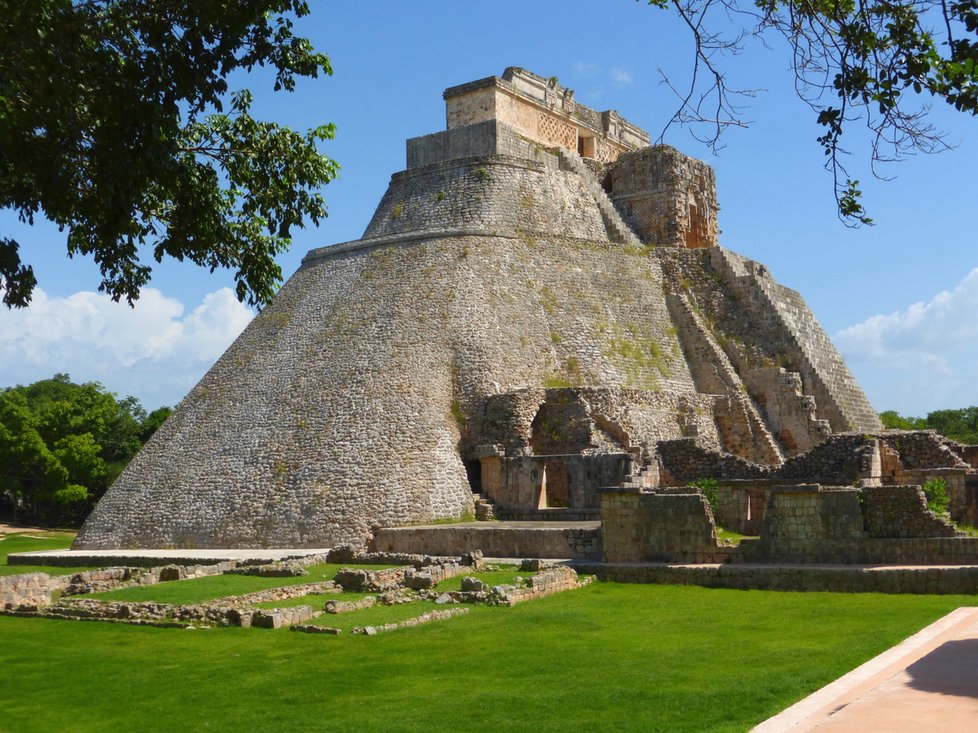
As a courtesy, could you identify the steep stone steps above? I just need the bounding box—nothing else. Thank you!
[556,147,643,247]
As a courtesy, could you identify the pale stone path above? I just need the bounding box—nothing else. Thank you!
[753,606,978,732]
[11,548,331,566]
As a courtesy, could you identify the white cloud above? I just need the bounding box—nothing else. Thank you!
[834,268,978,415]
[610,66,633,86]
[0,287,254,408]
[571,62,634,100]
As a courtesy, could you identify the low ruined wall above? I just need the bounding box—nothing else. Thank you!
[580,562,978,594]
[657,438,767,484]
[0,573,63,608]
[759,485,866,542]
[600,489,725,563]
[881,432,968,470]
[735,536,978,565]
[369,525,600,559]
[487,453,632,511]
[863,485,960,538]
[773,435,874,483]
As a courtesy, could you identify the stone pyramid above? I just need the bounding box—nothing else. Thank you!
[75,68,881,550]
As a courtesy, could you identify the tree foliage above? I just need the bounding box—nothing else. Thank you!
[0,1,338,309]
[0,374,171,526]
[879,406,978,443]
[646,0,978,224]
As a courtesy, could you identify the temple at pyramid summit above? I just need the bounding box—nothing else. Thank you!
[80,65,971,556]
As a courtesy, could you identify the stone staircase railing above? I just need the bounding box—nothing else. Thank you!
[556,148,643,248]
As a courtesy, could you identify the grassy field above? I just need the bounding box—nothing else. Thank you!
[2,581,972,732]
[90,564,399,604]
[0,531,88,576]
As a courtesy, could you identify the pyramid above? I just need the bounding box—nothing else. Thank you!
[74,68,881,550]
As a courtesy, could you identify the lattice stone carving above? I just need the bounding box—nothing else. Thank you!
[537,111,577,149]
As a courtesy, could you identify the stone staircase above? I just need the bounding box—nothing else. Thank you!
[557,147,643,247]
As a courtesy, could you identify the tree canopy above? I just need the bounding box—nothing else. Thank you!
[0,1,337,309]
[646,0,978,224]
[880,406,978,443]
[0,374,171,525]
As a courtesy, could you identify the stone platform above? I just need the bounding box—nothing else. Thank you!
[574,561,978,595]
[8,548,331,568]
[370,521,602,559]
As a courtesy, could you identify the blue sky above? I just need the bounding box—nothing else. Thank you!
[2,1,976,415]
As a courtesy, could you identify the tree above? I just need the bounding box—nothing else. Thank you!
[0,1,338,309]
[0,374,169,525]
[879,406,978,443]
[645,0,978,224]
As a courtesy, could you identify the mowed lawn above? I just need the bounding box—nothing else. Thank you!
[2,582,973,733]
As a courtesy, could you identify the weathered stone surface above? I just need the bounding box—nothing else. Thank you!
[74,68,883,552]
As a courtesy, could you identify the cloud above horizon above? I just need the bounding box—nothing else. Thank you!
[834,268,978,415]
[0,287,254,408]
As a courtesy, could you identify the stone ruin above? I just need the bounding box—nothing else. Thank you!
[74,67,978,558]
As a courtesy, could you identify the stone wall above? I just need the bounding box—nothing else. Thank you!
[364,154,607,242]
[407,120,560,170]
[774,434,875,483]
[880,431,969,470]
[608,145,718,248]
[758,485,866,542]
[600,488,726,563]
[75,70,885,551]
[476,386,720,461]
[862,485,961,538]
[369,524,601,559]
[76,147,704,549]
[443,68,648,163]
[579,562,978,594]
[732,484,975,564]
[710,248,882,433]
[482,453,634,512]
[656,438,768,483]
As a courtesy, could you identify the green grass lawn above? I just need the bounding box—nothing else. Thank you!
[0,531,93,576]
[2,582,972,732]
[89,564,400,604]
[304,599,458,631]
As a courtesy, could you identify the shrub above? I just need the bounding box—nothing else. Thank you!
[922,477,950,515]
[688,478,719,515]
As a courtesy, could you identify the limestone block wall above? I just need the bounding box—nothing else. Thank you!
[880,431,969,470]
[710,248,882,433]
[664,289,783,464]
[862,485,961,538]
[407,120,559,170]
[443,68,648,163]
[76,151,705,549]
[608,145,718,248]
[364,154,606,242]
[475,386,718,462]
[600,489,723,563]
[774,434,875,483]
[758,486,866,542]
[482,453,633,512]
[657,438,768,484]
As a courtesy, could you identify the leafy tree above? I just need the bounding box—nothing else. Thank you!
[879,409,927,430]
[925,406,978,444]
[139,406,173,443]
[645,0,978,224]
[0,374,169,525]
[0,1,338,309]
[879,406,978,443]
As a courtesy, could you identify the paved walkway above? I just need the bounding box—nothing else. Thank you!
[10,548,331,567]
[753,606,978,731]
